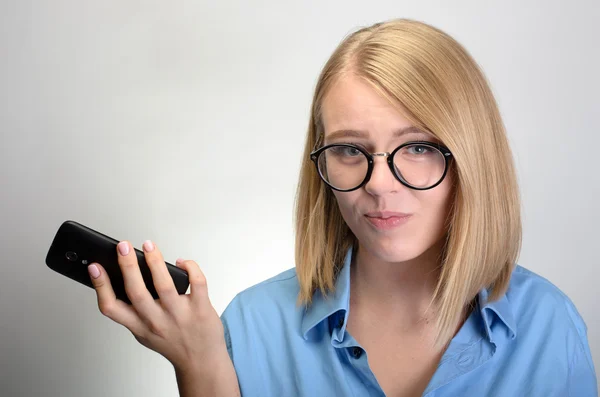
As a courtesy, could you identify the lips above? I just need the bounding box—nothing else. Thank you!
[365,211,411,218]
[364,211,412,230]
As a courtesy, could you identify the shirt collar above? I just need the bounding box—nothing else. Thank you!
[300,246,517,346]
[478,283,517,344]
[301,246,353,341]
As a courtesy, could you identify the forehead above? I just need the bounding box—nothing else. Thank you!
[320,74,422,140]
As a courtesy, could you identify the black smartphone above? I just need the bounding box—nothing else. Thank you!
[45,220,190,304]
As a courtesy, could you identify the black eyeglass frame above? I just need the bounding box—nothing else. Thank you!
[310,141,453,192]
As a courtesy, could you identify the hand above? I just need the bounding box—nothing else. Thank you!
[87,239,226,372]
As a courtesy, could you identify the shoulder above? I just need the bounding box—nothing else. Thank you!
[507,265,588,340]
[220,266,301,328]
[219,266,308,386]
[505,265,596,380]
[225,266,299,307]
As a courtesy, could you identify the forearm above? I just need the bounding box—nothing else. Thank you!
[175,351,241,397]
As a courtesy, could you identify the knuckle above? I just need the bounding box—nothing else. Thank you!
[98,302,115,317]
[155,284,174,296]
[128,289,147,302]
[147,320,167,338]
[92,278,105,289]
[133,332,151,348]
[190,273,207,287]
[145,255,163,267]
[120,260,138,270]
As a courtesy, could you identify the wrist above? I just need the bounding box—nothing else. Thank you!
[173,347,231,377]
[174,349,239,397]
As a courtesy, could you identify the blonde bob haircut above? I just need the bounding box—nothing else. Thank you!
[294,18,522,347]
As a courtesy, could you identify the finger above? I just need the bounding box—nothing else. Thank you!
[116,241,162,318]
[175,259,209,306]
[141,240,178,303]
[88,262,147,335]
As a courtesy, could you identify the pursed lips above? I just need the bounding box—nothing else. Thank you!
[364,211,411,219]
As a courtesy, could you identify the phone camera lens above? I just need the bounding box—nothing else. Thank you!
[65,251,78,261]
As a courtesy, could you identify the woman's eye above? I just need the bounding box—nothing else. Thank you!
[406,145,430,155]
[344,147,361,156]
[331,146,362,156]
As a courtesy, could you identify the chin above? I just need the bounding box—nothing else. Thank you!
[359,237,427,264]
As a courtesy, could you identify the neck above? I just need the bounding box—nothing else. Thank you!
[350,240,444,328]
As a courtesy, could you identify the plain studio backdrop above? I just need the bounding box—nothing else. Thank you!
[1,1,598,396]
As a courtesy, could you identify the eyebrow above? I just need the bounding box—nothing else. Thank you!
[324,126,428,142]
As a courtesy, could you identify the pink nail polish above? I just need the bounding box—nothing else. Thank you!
[118,242,129,256]
[88,264,100,279]
[143,240,154,252]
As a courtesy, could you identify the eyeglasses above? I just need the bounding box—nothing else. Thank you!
[310,141,453,192]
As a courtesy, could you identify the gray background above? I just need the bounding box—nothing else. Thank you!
[1,1,598,396]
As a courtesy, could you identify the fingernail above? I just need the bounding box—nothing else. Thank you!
[88,264,100,279]
[176,258,184,265]
[118,241,129,256]
[143,240,154,252]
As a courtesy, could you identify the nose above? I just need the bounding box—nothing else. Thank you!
[364,155,398,196]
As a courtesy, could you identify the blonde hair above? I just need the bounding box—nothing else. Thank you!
[294,18,521,347]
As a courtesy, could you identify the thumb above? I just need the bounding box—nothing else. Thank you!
[176,259,210,305]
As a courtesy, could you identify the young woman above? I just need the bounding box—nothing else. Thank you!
[87,19,597,396]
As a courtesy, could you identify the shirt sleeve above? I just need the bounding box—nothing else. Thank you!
[222,315,234,362]
[220,296,244,395]
[220,296,238,363]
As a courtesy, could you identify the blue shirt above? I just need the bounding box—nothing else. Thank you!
[221,248,597,396]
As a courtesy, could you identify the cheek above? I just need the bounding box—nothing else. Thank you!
[419,176,455,232]
[332,191,363,230]
[332,191,357,217]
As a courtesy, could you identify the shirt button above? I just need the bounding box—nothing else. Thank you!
[457,355,474,367]
[351,347,363,359]
[338,317,344,328]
